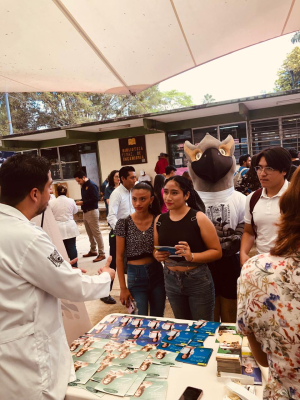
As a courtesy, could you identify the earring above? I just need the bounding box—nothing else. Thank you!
[149,204,152,209]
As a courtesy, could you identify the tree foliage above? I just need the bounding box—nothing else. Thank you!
[291,31,300,44]
[0,86,194,136]
[202,93,215,104]
[274,47,300,91]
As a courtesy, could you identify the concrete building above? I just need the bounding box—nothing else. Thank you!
[1,89,299,200]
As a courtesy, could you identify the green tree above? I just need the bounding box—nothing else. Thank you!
[291,31,300,44]
[202,93,215,104]
[274,46,300,91]
[0,86,194,135]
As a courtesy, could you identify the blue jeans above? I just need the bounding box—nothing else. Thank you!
[63,237,78,268]
[164,266,215,321]
[127,261,166,317]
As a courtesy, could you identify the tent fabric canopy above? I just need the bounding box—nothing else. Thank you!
[1,0,300,94]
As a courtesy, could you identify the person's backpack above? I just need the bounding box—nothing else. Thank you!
[249,188,263,238]
[234,167,248,188]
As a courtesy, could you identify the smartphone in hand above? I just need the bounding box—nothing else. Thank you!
[126,299,138,315]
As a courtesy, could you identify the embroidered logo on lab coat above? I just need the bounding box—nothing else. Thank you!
[48,249,64,267]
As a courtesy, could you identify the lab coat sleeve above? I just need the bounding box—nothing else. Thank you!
[107,190,121,230]
[73,200,78,214]
[18,232,111,302]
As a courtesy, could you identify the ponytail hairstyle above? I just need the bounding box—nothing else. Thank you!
[57,184,68,196]
[153,174,165,207]
[165,176,205,213]
[132,182,161,216]
[270,167,300,260]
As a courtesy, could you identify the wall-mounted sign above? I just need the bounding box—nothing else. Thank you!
[119,136,147,166]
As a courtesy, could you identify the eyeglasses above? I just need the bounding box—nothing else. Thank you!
[254,166,276,174]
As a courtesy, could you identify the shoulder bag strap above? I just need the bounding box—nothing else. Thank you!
[249,188,263,239]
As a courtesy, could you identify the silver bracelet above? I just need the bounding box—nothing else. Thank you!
[190,253,194,262]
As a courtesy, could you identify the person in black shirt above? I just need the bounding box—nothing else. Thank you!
[74,170,105,262]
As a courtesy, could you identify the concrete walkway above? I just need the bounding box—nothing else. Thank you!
[76,220,173,326]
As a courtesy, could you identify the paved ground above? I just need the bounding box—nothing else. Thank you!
[76,221,174,326]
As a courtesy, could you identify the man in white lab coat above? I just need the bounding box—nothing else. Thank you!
[0,154,115,400]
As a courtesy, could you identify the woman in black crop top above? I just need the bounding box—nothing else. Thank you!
[154,176,222,321]
[115,182,166,317]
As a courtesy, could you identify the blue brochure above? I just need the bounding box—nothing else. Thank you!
[191,332,209,343]
[157,342,182,353]
[188,341,204,349]
[154,246,177,255]
[173,323,189,331]
[162,330,194,347]
[192,321,220,335]
[175,346,213,366]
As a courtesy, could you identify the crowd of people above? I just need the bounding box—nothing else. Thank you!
[99,146,300,399]
[1,144,300,399]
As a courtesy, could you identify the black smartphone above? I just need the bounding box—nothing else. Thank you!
[179,386,203,400]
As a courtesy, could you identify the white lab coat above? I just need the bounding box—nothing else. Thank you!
[49,195,79,240]
[0,204,111,400]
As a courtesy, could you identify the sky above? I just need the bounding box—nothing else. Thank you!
[159,33,298,105]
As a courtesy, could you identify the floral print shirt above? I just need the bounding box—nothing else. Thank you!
[237,253,300,400]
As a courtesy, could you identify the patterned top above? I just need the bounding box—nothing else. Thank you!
[115,215,155,261]
[237,253,300,400]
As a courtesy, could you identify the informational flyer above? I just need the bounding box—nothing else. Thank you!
[148,349,181,367]
[94,368,139,396]
[139,360,170,379]
[126,371,147,396]
[130,379,168,399]
[175,346,213,366]
[157,342,182,353]
[112,349,149,368]
[161,330,194,347]
[72,361,100,384]
[72,347,105,363]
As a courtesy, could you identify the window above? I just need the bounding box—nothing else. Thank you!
[59,145,81,179]
[193,126,217,145]
[40,147,61,180]
[250,119,280,154]
[40,143,97,180]
[167,130,192,169]
[23,150,38,156]
[282,116,300,152]
[219,123,247,162]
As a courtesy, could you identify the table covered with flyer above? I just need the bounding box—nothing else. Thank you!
[65,314,268,400]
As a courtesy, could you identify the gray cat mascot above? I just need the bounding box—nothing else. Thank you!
[184,134,246,322]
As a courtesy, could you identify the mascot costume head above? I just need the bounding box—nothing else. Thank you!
[184,134,236,192]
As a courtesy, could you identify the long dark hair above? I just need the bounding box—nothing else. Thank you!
[244,154,260,185]
[132,182,161,216]
[153,174,165,207]
[165,176,205,213]
[270,167,300,260]
[108,169,119,187]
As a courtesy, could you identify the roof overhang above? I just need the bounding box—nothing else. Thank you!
[1,0,300,94]
[1,90,300,150]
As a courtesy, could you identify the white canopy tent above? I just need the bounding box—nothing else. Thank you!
[1,0,300,94]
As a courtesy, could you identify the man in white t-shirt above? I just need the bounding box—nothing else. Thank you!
[240,147,291,266]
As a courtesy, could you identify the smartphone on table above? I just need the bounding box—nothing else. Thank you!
[179,386,203,400]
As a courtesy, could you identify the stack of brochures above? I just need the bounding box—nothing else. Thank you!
[68,315,221,398]
[215,325,242,374]
[241,337,262,385]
